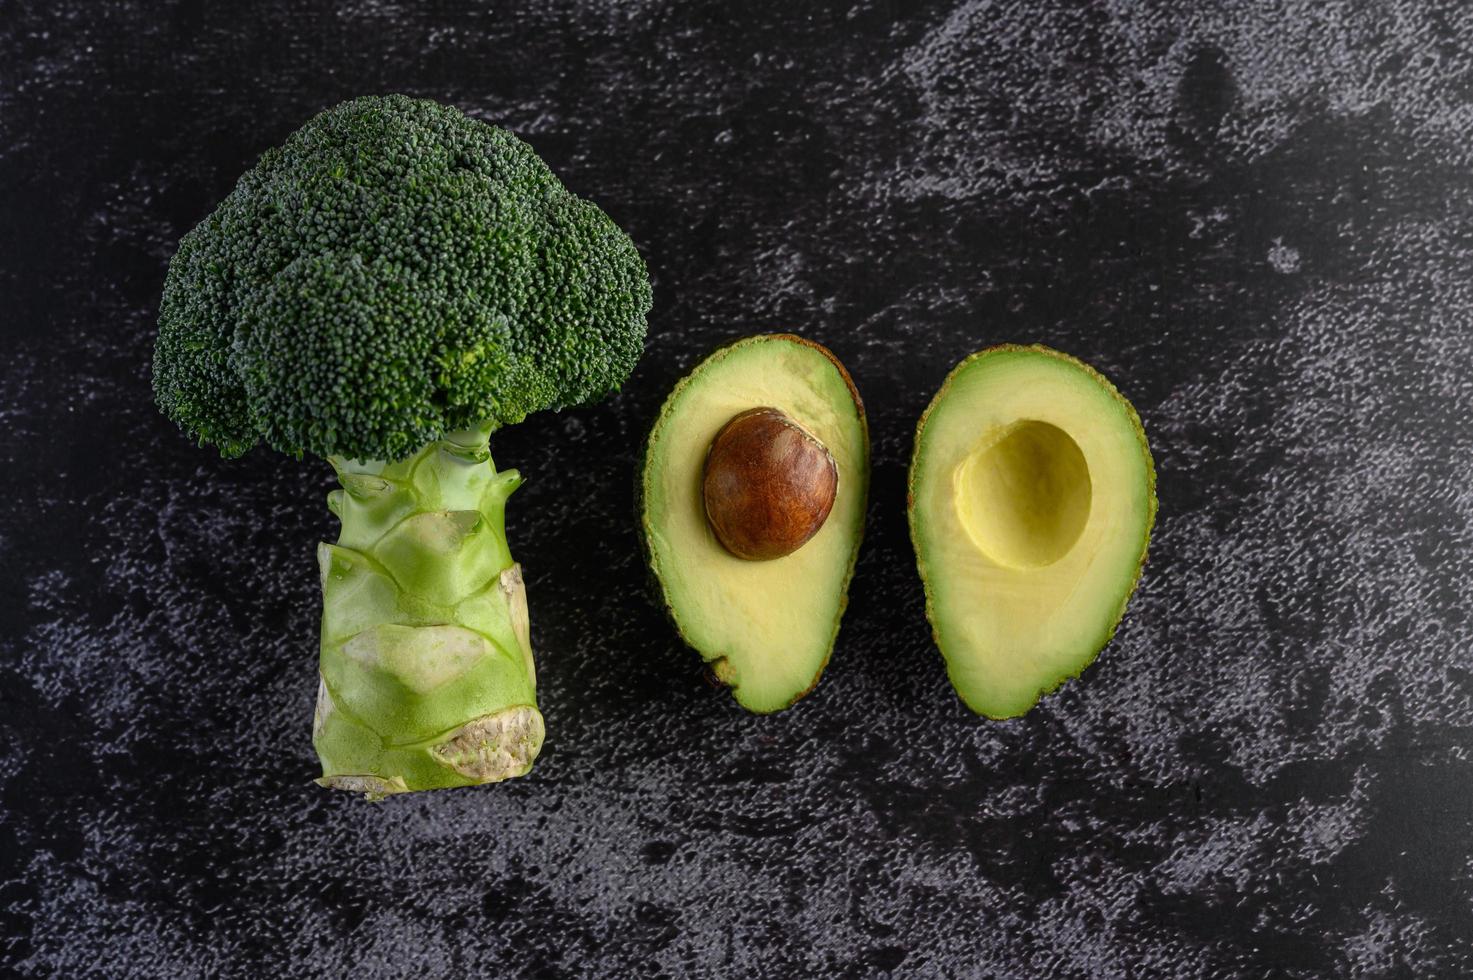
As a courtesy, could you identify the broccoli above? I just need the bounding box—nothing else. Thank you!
[154,95,652,799]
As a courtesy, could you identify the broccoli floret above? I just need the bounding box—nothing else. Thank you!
[154,93,651,462]
[153,96,652,798]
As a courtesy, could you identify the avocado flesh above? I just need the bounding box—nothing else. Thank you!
[642,335,869,713]
[909,346,1156,718]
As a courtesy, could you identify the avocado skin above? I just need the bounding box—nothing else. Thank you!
[907,344,1158,718]
[638,334,870,713]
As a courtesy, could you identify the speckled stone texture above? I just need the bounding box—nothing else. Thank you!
[3,2,1472,977]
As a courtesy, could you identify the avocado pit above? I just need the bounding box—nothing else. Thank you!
[703,407,838,561]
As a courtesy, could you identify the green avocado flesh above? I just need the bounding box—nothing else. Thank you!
[909,346,1156,718]
[642,335,869,713]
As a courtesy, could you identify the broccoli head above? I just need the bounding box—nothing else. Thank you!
[154,93,651,462]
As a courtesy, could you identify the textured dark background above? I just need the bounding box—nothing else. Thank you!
[3,1,1472,977]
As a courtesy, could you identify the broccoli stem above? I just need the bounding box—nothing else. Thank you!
[311,425,543,800]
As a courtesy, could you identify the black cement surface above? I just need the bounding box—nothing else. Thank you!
[3,2,1472,977]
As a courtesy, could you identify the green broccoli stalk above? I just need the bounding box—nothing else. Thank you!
[153,95,652,799]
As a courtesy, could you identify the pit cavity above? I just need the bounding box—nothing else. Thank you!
[953,420,1091,569]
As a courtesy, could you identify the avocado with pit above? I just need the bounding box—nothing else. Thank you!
[641,334,869,712]
[908,345,1156,718]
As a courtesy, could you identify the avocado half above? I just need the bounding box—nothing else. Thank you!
[908,345,1156,718]
[641,335,870,713]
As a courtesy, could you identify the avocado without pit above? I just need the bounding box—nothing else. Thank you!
[641,335,869,713]
[908,345,1156,718]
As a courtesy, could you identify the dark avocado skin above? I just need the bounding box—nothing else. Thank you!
[637,333,870,712]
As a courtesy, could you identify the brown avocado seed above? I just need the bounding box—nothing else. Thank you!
[703,407,839,561]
